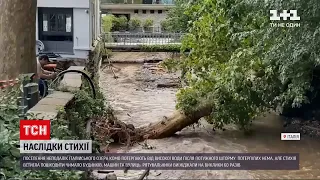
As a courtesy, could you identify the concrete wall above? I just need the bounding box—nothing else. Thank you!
[36,0,100,59]
[37,0,90,8]
[73,9,90,51]
[96,0,101,40]
[89,0,101,48]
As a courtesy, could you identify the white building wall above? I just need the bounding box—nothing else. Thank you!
[37,0,93,59]
[89,0,101,46]
[95,0,101,39]
[73,8,90,55]
[37,0,89,8]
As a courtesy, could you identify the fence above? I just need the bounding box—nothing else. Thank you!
[103,32,185,46]
[18,74,40,119]
[101,0,174,4]
[0,74,40,119]
[101,26,175,34]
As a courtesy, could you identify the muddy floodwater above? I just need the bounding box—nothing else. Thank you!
[96,54,320,179]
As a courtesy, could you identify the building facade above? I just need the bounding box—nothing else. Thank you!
[101,0,174,30]
[36,0,100,59]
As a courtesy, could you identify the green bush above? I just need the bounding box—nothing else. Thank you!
[0,80,106,179]
[0,88,82,179]
[143,18,153,28]
[112,16,128,31]
[102,14,114,33]
[160,20,170,31]
[143,18,154,32]
[129,17,142,31]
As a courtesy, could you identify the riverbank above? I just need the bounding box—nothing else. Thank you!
[284,119,320,138]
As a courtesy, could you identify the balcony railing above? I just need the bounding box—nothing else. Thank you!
[101,0,174,5]
[103,32,184,47]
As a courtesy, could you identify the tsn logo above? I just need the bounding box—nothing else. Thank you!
[20,120,51,140]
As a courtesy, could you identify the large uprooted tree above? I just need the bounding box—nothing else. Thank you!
[1,0,320,140]
[137,0,320,139]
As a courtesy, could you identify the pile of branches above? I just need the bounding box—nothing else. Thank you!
[91,116,145,149]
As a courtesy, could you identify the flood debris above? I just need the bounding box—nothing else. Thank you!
[105,173,117,180]
[97,171,114,174]
[157,83,180,88]
[91,117,144,148]
[138,168,150,180]
[284,119,320,138]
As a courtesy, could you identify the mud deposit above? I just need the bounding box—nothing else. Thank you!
[96,55,320,179]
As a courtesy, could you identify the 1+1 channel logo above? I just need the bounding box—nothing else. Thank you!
[270,10,301,28]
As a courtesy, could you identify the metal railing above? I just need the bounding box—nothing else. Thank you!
[101,0,174,4]
[103,32,185,46]
[16,73,40,119]
[102,26,172,34]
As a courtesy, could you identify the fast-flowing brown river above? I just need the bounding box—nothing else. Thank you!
[96,58,320,179]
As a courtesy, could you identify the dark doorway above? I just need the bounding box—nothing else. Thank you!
[38,8,74,54]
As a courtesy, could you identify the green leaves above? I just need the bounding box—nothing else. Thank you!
[173,0,320,131]
[0,84,105,179]
[102,15,114,33]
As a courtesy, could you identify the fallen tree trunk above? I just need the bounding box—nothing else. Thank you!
[139,103,213,139]
[92,103,214,145]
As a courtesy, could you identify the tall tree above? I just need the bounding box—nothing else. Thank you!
[165,0,193,32]
[0,0,37,80]
[140,0,320,138]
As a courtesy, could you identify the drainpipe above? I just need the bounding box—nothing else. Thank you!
[76,37,79,46]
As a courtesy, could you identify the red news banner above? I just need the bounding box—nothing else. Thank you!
[19,120,299,170]
[20,120,51,140]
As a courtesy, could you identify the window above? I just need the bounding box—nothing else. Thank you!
[49,14,56,31]
[38,8,74,53]
[43,14,48,31]
[57,14,65,31]
[158,10,163,14]
[142,10,147,14]
[46,13,72,32]
[134,9,139,14]
[150,10,154,14]
[66,15,72,32]
[38,8,73,41]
